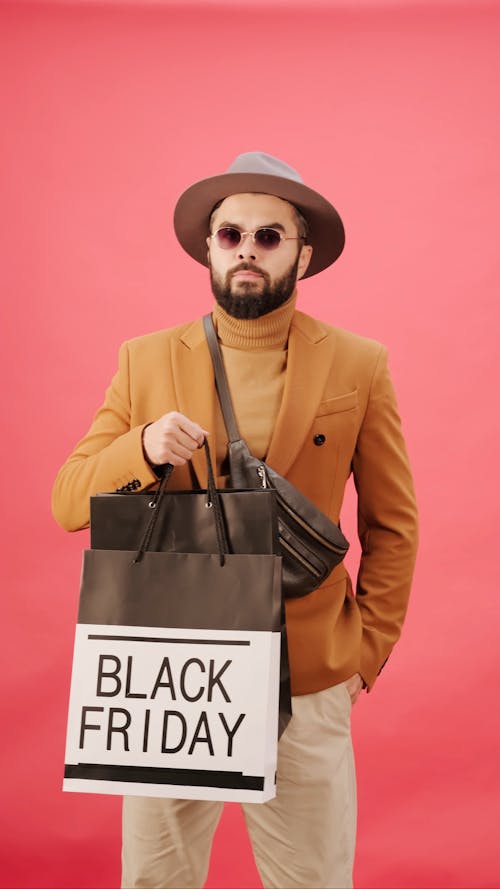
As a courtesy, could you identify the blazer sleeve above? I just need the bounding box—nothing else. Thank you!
[51,341,158,532]
[351,346,418,689]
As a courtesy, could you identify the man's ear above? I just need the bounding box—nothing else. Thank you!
[297,244,313,280]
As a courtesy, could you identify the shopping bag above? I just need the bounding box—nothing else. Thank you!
[89,449,291,740]
[63,442,284,803]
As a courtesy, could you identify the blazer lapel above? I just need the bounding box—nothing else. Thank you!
[171,318,216,488]
[266,312,336,477]
[171,311,335,485]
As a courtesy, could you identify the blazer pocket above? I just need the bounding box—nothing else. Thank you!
[316,389,358,417]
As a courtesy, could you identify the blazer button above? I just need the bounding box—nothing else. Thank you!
[313,434,326,446]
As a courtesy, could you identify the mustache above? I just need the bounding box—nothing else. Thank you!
[229,262,269,280]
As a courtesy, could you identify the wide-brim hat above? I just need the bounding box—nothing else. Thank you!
[173,151,345,278]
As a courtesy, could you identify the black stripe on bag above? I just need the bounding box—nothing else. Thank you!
[87,634,250,646]
[64,763,265,791]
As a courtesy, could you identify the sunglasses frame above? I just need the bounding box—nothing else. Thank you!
[211,226,305,251]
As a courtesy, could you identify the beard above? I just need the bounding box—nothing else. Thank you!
[209,255,300,319]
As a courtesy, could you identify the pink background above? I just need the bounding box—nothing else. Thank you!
[1,0,499,886]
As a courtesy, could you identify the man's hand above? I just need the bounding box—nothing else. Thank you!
[143,412,209,467]
[345,673,364,705]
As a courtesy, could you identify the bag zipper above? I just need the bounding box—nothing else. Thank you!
[279,535,323,578]
[258,464,321,576]
[257,463,345,558]
[257,465,267,488]
[276,491,346,556]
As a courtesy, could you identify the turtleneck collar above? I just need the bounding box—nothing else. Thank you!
[212,292,297,350]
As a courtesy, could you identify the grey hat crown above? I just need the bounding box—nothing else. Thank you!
[227,152,304,184]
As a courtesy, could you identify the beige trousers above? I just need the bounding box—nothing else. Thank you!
[122,682,357,889]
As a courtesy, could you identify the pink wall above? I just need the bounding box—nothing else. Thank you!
[1,1,499,886]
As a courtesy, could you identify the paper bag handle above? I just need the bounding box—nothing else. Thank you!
[132,438,229,566]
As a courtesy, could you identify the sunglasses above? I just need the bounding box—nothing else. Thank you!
[211,226,305,252]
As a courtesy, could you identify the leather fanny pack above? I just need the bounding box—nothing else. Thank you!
[203,314,349,599]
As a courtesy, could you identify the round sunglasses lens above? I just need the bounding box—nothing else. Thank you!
[254,228,282,249]
[215,228,241,249]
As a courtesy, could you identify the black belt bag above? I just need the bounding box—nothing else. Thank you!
[203,314,349,599]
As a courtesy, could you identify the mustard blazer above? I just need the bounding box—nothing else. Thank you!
[52,311,418,694]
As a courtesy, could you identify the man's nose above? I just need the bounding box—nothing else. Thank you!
[237,232,257,261]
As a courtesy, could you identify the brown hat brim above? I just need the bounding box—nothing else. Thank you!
[173,172,345,278]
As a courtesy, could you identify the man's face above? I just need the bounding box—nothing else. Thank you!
[206,193,313,319]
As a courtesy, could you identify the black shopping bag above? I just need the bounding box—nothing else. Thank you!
[63,442,286,803]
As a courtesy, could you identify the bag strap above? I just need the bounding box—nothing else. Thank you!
[132,438,229,566]
[204,317,292,736]
[203,313,241,444]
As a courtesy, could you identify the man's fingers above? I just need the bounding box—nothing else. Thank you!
[168,426,206,453]
[167,439,199,462]
[143,412,209,466]
[165,412,208,446]
[178,422,209,447]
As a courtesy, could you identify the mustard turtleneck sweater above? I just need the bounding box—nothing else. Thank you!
[212,294,297,485]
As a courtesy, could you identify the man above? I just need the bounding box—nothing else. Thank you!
[52,152,418,889]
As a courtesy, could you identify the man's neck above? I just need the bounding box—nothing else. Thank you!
[212,291,297,350]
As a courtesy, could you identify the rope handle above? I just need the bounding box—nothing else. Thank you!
[132,438,229,566]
